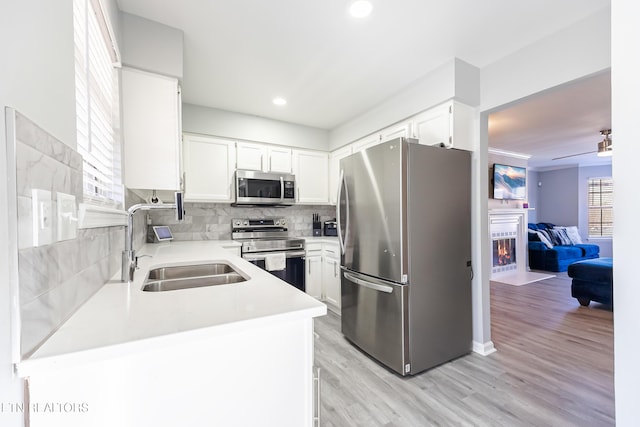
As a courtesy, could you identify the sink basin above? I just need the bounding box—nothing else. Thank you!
[142,273,246,292]
[143,262,247,292]
[147,263,237,280]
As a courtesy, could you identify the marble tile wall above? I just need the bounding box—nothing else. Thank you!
[13,111,127,358]
[147,204,337,241]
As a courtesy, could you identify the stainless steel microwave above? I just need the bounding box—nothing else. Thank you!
[234,170,296,206]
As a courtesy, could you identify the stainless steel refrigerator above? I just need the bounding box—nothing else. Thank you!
[337,137,472,376]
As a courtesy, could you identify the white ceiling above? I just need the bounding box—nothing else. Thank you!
[488,71,611,170]
[116,0,609,133]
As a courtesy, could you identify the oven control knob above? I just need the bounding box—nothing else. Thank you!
[275,220,280,225]
[233,220,241,227]
[243,220,249,226]
[281,219,286,226]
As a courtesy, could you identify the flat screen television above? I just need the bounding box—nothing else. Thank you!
[493,163,526,200]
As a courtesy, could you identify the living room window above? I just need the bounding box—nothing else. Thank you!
[588,177,613,238]
[73,0,122,208]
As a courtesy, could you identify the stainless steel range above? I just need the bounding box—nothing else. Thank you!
[232,217,306,291]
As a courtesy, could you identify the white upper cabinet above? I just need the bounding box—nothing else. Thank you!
[352,134,381,153]
[122,67,181,191]
[266,146,293,173]
[183,134,236,202]
[380,121,412,143]
[412,100,474,151]
[236,142,292,173]
[292,149,329,204]
[329,145,352,205]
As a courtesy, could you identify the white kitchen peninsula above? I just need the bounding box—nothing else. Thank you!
[17,241,326,427]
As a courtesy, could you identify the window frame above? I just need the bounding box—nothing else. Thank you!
[587,176,613,239]
[73,0,126,228]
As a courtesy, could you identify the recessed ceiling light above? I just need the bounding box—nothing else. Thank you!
[349,0,373,18]
[272,97,287,106]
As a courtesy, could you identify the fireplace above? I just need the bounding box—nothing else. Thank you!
[489,214,520,276]
[493,238,516,267]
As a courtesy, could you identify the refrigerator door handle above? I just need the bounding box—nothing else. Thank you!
[344,272,393,294]
[336,169,348,255]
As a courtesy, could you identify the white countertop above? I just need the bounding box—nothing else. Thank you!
[17,240,326,376]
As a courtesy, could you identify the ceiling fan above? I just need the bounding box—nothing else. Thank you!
[552,129,612,160]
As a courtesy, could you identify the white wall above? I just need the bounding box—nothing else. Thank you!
[612,1,640,424]
[0,2,121,425]
[1,1,78,424]
[328,58,480,150]
[480,8,611,113]
[121,12,184,79]
[182,103,329,150]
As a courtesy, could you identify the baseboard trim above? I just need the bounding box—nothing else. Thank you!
[472,340,497,356]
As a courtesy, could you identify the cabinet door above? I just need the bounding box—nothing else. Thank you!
[381,121,412,143]
[183,134,236,202]
[267,146,292,173]
[413,102,452,148]
[329,145,352,205]
[292,150,329,204]
[305,254,323,300]
[122,68,180,190]
[322,256,341,310]
[236,142,265,171]
[352,134,381,153]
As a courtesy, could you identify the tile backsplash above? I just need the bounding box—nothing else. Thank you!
[147,203,336,241]
[11,110,126,358]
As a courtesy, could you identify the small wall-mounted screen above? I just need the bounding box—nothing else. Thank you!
[153,226,173,241]
[493,163,526,200]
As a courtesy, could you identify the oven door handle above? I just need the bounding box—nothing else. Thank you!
[242,250,306,262]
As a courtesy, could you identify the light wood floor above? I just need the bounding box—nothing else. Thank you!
[314,273,614,426]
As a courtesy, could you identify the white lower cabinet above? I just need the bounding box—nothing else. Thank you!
[26,318,317,427]
[322,242,341,312]
[305,242,323,300]
[305,240,341,314]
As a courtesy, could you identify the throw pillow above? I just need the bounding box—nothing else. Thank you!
[561,226,583,244]
[550,227,573,245]
[535,230,554,248]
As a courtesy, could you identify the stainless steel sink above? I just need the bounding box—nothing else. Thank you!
[147,263,236,280]
[143,262,247,292]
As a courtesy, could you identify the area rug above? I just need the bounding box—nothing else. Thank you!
[491,271,555,286]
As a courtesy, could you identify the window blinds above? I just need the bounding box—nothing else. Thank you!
[73,0,123,207]
[588,177,613,238]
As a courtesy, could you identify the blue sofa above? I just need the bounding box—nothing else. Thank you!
[528,223,600,272]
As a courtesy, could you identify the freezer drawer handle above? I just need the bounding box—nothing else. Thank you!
[344,272,393,293]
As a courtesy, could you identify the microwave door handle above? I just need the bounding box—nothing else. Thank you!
[280,176,284,203]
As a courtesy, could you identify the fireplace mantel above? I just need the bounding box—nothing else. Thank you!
[488,209,528,278]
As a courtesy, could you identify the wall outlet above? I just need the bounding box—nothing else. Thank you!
[32,189,53,246]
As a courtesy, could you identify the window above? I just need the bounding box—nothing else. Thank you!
[588,177,613,238]
[73,0,122,208]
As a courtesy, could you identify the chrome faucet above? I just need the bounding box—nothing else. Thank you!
[122,191,185,282]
